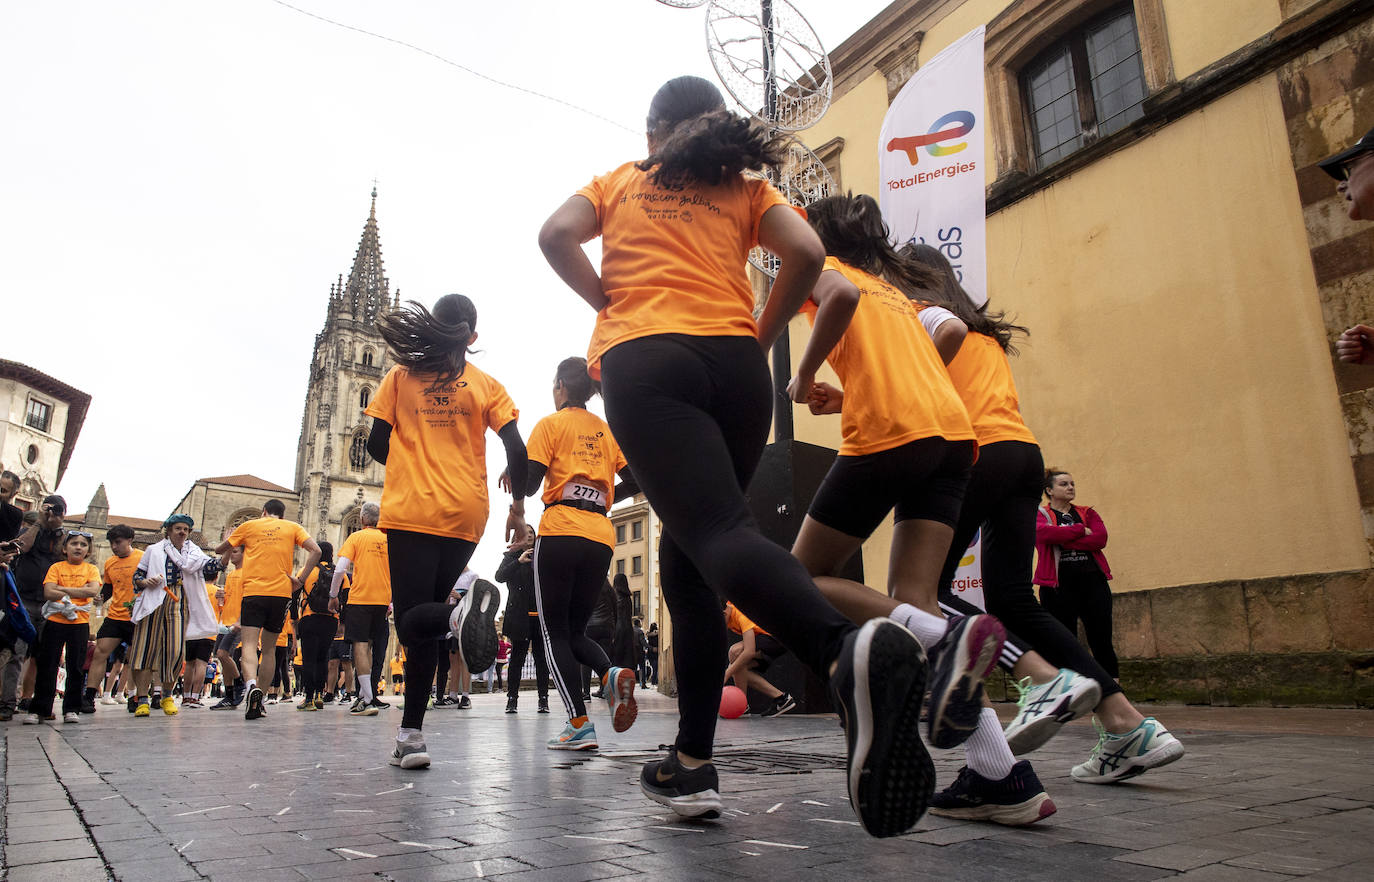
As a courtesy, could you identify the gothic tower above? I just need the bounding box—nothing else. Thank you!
[294,188,399,545]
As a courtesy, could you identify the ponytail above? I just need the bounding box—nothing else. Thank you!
[377,294,477,388]
[898,243,1028,354]
[554,356,597,407]
[636,76,788,190]
[805,193,942,296]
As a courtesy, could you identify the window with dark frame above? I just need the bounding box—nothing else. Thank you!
[616,524,626,544]
[632,555,642,576]
[360,387,371,409]
[1022,4,1146,169]
[25,397,51,433]
[616,558,625,575]
[362,349,374,367]
[349,430,368,470]
[632,519,642,541]
[633,591,642,618]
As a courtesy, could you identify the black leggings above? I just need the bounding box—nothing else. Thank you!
[935,441,1121,699]
[1039,569,1119,678]
[505,612,549,700]
[533,535,614,720]
[386,529,478,729]
[32,620,88,717]
[602,334,854,760]
[297,614,335,700]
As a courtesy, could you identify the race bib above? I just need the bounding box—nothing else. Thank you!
[561,482,607,508]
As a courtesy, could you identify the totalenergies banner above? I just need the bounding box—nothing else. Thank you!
[878,25,987,305]
[950,527,985,611]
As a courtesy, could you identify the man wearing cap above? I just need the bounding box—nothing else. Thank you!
[1320,126,1374,364]
[0,495,67,720]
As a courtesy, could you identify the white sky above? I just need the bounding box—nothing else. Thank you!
[1,0,894,579]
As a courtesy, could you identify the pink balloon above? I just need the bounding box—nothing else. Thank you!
[719,685,749,719]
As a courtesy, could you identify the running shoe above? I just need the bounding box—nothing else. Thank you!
[604,666,638,733]
[505,697,518,714]
[537,697,550,714]
[640,748,721,818]
[926,614,1006,750]
[265,695,280,705]
[451,579,500,673]
[80,696,96,714]
[63,711,80,724]
[371,697,391,709]
[349,696,378,717]
[22,713,40,725]
[161,697,179,716]
[390,731,431,770]
[244,687,266,721]
[761,692,796,718]
[134,702,151,717]
[210,696,239,710]
[548,719,598,751]
[458,695,472,710]
[298,698,317,711]
[313,697,324,710]
[930,762,1057,825]
[321,693,335,704]
[432,696,455,709]
[1072,717,1185,783]
[127,694,138,714]
[181,697,202,710]
[1003,669,1102,755]
[828,617,934,838]
[100,695,120,706]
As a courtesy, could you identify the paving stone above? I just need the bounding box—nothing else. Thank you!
[5,858,110,882]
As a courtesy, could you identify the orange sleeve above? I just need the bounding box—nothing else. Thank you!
[227,522,247,548]
[575,173,608,235]
[484,379,519,433]
[43,563,62,584]
[294,523,310,547]
[527,415,556,472]
[365,366,400,424]
[338,533,359,562]
[749,178,799,248]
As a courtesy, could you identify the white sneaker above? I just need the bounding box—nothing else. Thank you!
[1072,717,1185,783]
[99,695,120,706]
[265,696,280,705]
[1002,669,1102,755]
[63,712,80,724]
[22,713,40,725]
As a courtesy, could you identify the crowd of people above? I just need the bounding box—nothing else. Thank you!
[32,74,1374,841]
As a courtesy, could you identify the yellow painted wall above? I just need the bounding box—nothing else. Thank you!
[1162,0,1281,79]
[787,1,1368,594]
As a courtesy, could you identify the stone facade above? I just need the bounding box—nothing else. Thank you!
[0,360,91,509]
[293,190,396,549]
[169,473,299,548]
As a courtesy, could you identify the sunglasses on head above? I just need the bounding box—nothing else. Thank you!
[66,530,93,538]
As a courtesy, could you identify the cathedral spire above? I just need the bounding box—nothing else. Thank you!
[341,187,391,322]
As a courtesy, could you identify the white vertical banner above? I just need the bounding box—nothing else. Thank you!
[878,25,988,305]
[950,528,985,611]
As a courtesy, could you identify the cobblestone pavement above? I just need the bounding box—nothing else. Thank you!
[2,690,1372,881]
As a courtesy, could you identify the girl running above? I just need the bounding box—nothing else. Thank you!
[539,75,933,836]
[28,531,101,724]
[521,356,638,751]
[295,540,341,711]
[787,193,1006,751]
[366,292,526,769]
[902,244,1183,785]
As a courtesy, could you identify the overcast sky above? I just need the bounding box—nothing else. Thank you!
[2,0,894,579]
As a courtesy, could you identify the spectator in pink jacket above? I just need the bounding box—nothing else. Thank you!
[1034,470,1117,679]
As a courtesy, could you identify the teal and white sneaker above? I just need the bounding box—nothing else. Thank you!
[1003,669,1102,755]
[1071,717,1184,783]
[548,719,598,751]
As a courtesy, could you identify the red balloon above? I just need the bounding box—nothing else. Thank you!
[719,685,748,719]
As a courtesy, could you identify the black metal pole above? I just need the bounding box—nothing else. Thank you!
[762,0,794,444]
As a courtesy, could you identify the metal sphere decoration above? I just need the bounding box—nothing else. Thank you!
[748,139,836,277]
[705,0,832,132]
[653,0,709,7]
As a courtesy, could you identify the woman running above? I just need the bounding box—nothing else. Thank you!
[365,292,527,769]
[787,193,1006,752]
[903,243,1183,785]
[539,75,932,836]
[521,356,639,751]
[295,540,341,711]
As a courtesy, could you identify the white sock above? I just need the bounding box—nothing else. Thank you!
[448,691,460,700]
[891,603,947,650]
[461,690,469,698]
[965,708,1017,780]
[245,679,256,692]
[398,726,421,740]
[357,674,373,702]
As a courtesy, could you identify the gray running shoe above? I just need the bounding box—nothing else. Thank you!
[1002,669,1102,755]
[390,732,431,770]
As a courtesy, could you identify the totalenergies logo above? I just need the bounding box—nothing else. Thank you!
[886,110,976,166]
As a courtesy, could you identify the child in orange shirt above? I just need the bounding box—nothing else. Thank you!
[539,75,933,837]
[28,531,101,724]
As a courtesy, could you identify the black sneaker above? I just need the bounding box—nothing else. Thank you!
[930,762,1057,826]
[433,696,454,709]
[640,748,722,818]
[127,695,137,714]
[457,695,472,710]
[926,614,1006,750]
[370,698,390,710]
[244,687,266,721]
[450,579,501,673]
[505,697,518,714]
[537,697,550,714]
[80,694,97,714]
[210,695,238,710]
[18,698,30,712]
[321,693,335,704]
[349,696,378,716]
[762,692,796,718]
[829,617,934,838]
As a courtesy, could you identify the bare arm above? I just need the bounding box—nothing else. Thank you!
[787,269,858,404]
[295,538,321,591]
[538,195,608,312]
[722,629,758,682]
[931,317,968,365]
[755,204,826,350]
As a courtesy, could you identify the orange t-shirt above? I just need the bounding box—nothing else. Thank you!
[337,527,390,605]
[528,407,627,548]
[227,516,310,598]
[275,611,294,647]
[43,560,101,625]
[366,363,519,542]
[575,162,795,378]
[801,258,975,456]
[937,329,1038,448]
[725,602,769,637]
[219,568,244,625]
[102,549,142,622]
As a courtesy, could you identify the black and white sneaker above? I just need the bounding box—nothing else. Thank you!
[761,692,796,718]
[829,617,934,838]
[390,731,431,770]
[640,748,722,819]
[926,614,1006,750]
[457,695,472,709]
[450,579,500,674]
[350,696,379,716]
[930,761,1057,826]
[370,698,391,710]
[537,697,550,714]
[244,687,266,721]
[505,697,518,714]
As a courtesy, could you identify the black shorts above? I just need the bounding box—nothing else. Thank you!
[344,604,390,646]
[96,617,135,644]
[328,639,352,661]
[240,595,290,633]
[751,633,787,674]
[809,437,976,537]
[185,638,215,663]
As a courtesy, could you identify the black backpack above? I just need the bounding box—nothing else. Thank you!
[306,562,335,615]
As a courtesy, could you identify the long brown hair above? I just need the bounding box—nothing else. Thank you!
[900,243,1028,353]
[376,294,477,388]
[637,76,789,190]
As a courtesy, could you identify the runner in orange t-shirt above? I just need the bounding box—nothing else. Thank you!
[88,524,142,708]
[30,531,101,723]
[517,357,638,750]
[721,601,794,717]
[330,503,391,716]
[363,293,528,769]
[539,75,931,836]
[210,546,246,709]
